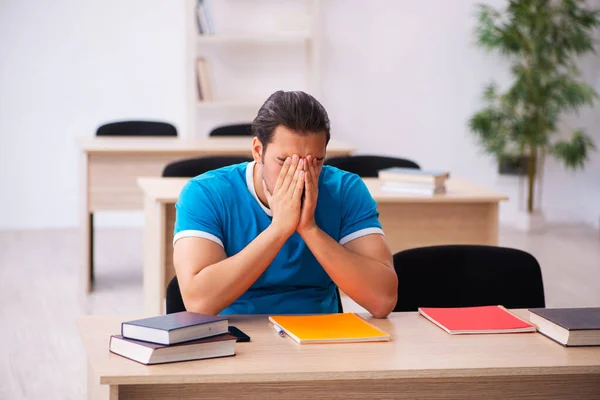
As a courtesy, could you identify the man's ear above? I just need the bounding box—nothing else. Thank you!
[251,137,263,164]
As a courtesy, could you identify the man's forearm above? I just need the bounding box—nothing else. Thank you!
[300,227,397,318]
[186,226,288,315]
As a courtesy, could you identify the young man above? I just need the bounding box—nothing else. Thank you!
[173,91,398,318]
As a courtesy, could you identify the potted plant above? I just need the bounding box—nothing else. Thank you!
[469,0,599,230]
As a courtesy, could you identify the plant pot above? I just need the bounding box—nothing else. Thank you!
[513,210,546,232]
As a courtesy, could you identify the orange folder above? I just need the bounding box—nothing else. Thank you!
[269,313,391,344]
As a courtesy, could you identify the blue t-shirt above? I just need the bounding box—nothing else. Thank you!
[173,161,384,315]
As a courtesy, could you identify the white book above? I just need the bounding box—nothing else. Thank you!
[378,167,449,185]
[381,182,446,195]
[110,333,236,365]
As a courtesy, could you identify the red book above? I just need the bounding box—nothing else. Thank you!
[418,306,536,334]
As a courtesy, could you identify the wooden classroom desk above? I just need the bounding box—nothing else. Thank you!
[138,176,508,315]
[78,137,355,293]
[78,310,600,400]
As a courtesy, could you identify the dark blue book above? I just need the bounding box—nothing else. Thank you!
[121,312,228,345]
[529,308,600,347]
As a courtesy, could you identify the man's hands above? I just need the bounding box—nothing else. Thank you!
[297,155,319,235]
[262,154,320,238]
[262,155,305,238]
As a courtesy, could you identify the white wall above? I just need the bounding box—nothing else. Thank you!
[1,0,599,230]
[320,0,600,228]
[0,0,187,229]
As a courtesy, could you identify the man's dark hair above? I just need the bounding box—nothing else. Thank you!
[251,91,331,151]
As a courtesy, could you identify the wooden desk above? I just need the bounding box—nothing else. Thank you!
[138,177,508,314]
[78,137,354,294]
[78,311,600,400]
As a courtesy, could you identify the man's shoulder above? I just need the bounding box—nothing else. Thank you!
[181,162,248,202]
[320,165,362,191]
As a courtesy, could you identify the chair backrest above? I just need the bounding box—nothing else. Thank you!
[393,245,545,312]
[96,120,177,137]
[324,155,420,177]
[166,276,344,314]
[209,123,252,137]
[162,156,253,178]
[166,276,187,314]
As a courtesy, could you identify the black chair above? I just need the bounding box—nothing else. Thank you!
[96,120,177,137]
[324,155,420,177]
[166,276,188,314]
[393,245,545,312]
[162,155,253,177]
[89,120,178,285]
[166,276,344,314]
[209,123,252,137]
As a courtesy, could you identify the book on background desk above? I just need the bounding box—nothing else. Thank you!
[381,181,447,195]
[269,313,390,344]
[122,312,228,345]
[377,167,450,185]
[529,307,600,347]
[418,306,536,335]
[109,333,236,365]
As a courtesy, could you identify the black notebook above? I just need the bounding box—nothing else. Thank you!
[529,307,600,347]
[121,312,228,345]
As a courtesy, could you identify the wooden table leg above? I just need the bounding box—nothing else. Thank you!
[164,205,177,295]
[81,152,92,294]
[109,385,119,400]
[143,195,166,315]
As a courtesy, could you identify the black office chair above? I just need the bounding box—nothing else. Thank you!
[209,123,252,137]
[89,120,178,285]
[393,245,545,312]
[166,276,344,314]
[96,120,177,137]
[324,155,420,177]
[162,155,253,177]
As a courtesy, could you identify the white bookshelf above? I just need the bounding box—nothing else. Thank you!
[184,0,321,138]
[196,32,311,44]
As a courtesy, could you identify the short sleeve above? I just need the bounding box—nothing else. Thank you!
[173,179,225,247]
[339,174,384,245]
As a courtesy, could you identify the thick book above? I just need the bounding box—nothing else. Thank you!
[378,167,450,185]
[121,312,228,345]
[269,313,390,344]
[109,333,236,365]
[529,307,600,347]
[418,306,536,335]
[381,181,446,195]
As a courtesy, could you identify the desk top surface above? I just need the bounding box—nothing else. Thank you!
[78,311,600,385]
[77,137,354,155]
[137,176,509,204]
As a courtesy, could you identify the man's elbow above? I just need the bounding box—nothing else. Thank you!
[370,292,397,318]
[181,291,221,316]
[184,300,220,316]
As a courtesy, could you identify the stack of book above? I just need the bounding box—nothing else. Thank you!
[109,312,236,365]
[378,167,450,195]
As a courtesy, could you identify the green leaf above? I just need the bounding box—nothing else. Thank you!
[469,106,511,157]
[483,82,498,101]
[550,130,597,169]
